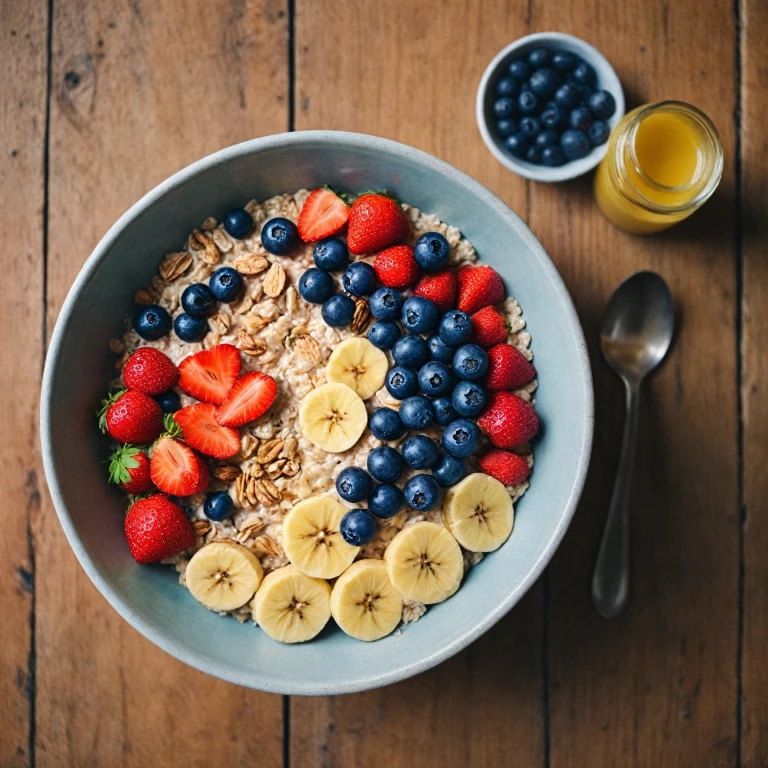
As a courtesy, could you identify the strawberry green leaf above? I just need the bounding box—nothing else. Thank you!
[321,184,351,206]
[162,413,184,440]
[97,389,126,433]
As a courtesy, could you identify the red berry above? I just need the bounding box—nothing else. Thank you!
[373,245,420,289]
[178,344,241,405]
[347,193,410,255]
[175,402,241,459]
[150,437,210,496]
[124,495,195,563]
[485,344,536,391]
[99,390,164,444]
[478,449,532,486]
[215,372,278,428]
[471,306,508,349]
[413,271,457,312]
[123,347,179,396]
[297,186,350,242]
[107,446,153,493]
[477,391,539,449]
[456,265,506,314]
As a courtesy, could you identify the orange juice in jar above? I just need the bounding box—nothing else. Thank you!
[594,101,723,234]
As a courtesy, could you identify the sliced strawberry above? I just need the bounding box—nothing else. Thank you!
[178,344,240,405]
[298,186,350,242]
[150,437,210,496]
[174,403,241,459]
[215,372,277,427]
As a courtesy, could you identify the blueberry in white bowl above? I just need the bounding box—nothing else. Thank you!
[367,446,404,484]
[204,491,235,522]
[433,453,467,488]
[313,237,348,271]
[174,313,208,343]
[181,283,216,317]
[439,310,473,346]
[368,408,405,442]
[413,231,451,271]
[261,216,300,255]
[402,435,440,470]
[452,380,487,418]
[403,474,441,512]
[336,466,373,503]
[432,397,458,427]
[321,294,355,327]
[442,418,480,458]
[369,287,403,320]
[453,344,489,381]
[418,361,453,398]
[222,209,254,239]
[427,333,456,364]
[368,484,404,519]
[343,261,378,297]
[209,266,244,302]
[386,366,419,400]
[401,296,440,334]
[399,395,434,430]
[393,334,430,368]
[368,319,401,350]
[133,304,171,340]
[299,268,335,304]
[340,509,377,547]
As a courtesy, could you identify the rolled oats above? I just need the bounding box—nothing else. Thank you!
[200,216,218,231]
[235,523,264,544]
[192,520,212,537]
[159,251,193,282]
[286,286,298,313]
[234,253,269,275]
[263,263,286,297]
[232,293,254,315]
[188,230,221,265]
[294,334,322,364]
[211,228,233,253]
[243,314,273,333]
[237,329,268,357]
[282,460,301,477]
[208,311,232,335]
[203,333,221,349]
[266,458,287,478]
[237,435,259,461]
[282,437,298,461]
[246,462,265,479]
[254,478,281,506]
[257,438,284,464]
[252,534,283,556]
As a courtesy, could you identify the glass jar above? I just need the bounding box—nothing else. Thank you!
[594,101,723,234]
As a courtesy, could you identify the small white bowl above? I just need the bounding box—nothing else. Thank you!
[476,32,625,182]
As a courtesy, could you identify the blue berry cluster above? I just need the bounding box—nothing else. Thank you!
[492,47,617,166]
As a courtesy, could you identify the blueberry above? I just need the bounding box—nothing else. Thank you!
[204,491,235,521]
[368,320,401,350]
[527,47,552,69]
[576,84,593,104]
[321,294,355,327]
[441,419,480,458]
[542,146,568,167]
[418,361,453,397]
[587,90,617,120]
[402,435,440,470]
[552,50,577,72]
[508,59,531,81]
[433,453,467,487]
[587,120,611,146]
[535,130,560,149]
[367,445,404,484]
[209,267,244,302]
[369,287,404,319]
[540,105,566,131]
[561,129,591,160]
[401,296,440,334]
[399,396,435,430]
[496,118,517,138]
[181,283,216,317]
[313,237,349,271]
[432,397,458,426]
[505,133,529,158]
[340,509,377,547]
[368,484,404,519]
[261,217,299,255]
[368,408,405,441]
[569,106,594,132]
[154,389,181,414]
[386,366,420,400]
[496,76,520,97]
[393,334,430,368]
[133,305,172,340]
[493,97,516,119]
[222,209,254,239]
[519,116,541,138]
[298,268,335,304]
[403,474,440,512]
[554,83,581,110]
[174,313,208,343]
[428,334,456,363]
[526,147,543,164]
[529,68,560,98]
[452,380,487,417]
[518,90,538,115]
[439,310,473,346]
[414,231,451,271]
[342,261,378,296]
[335,466,373,503]
[452,344,489,381]
[572,61,596,86]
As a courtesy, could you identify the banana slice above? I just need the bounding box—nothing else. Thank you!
[384,522,464,604]
[186,541,264,612]
[282,496,360,579]
[331,559,403,641]
[326,338,389,400]
[443,473,514,552]
[252,564,331,643]
[299,382,368,453]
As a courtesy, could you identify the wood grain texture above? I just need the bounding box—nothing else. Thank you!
[0,2,48,766]
[38,1,288,765]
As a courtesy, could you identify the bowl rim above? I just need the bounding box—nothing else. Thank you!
[40,130,594,695]
[476,31,626,182]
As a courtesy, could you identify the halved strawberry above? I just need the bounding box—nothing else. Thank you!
[178,344,240,405]
[215,372,277,427]
[174,403,240,459]
[298,186,350,243]
[150,436,210,496]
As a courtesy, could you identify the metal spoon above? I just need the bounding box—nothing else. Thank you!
[591,271,674,619]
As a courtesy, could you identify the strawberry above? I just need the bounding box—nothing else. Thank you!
[99,390,164,444]
[298,186,350,242]
[174,403,240,459]
[150,436,210,496]
[413,270,457,312]
[124,494,195,563]
[478,449,532,486]
[178,344,240,405]
[123,347,179,396]
[485,344,537,391]
[456,265,506,315]
[373,245,420,289]
[477,391,539,449]
[107,445,154,493]
[471,306,508,349]
[215,372,277,427]
[347,193,410,255]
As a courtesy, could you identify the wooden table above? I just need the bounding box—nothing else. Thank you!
[2,0,765,765]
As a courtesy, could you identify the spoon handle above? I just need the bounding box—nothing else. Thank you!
[591,380,640,619]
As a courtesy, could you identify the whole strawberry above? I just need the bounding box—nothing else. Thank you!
[124,494,195,563]
[413,271,457,313]
[457,265,506,315]
[107,445,153,493]
[347,193,410,255]
[485,344,536,391]
[99,390,164,444]
[374,245,420,289]
[478,449,532,486]
[123,347,179,396]
[471,305,508,348]
[477,391,539,449]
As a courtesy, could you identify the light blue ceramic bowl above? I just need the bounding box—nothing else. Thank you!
[41,132,593,695]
